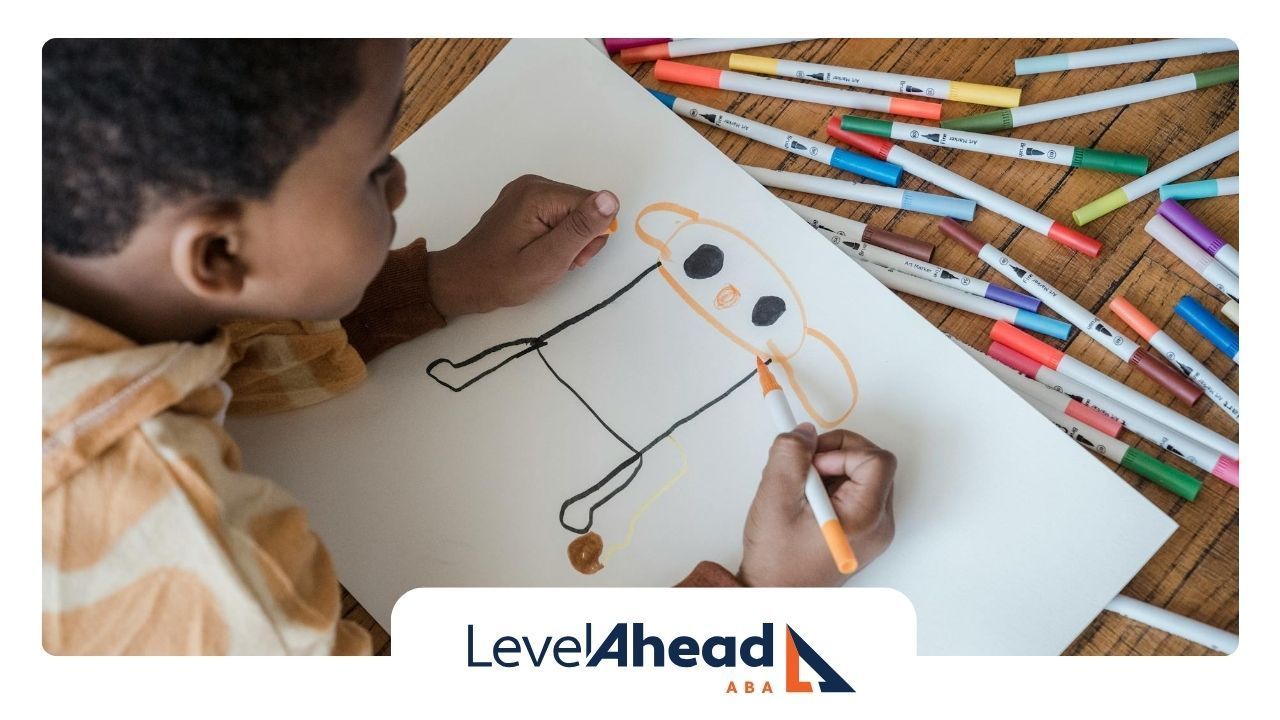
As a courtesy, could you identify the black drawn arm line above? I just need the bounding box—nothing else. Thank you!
[533,261,662,343]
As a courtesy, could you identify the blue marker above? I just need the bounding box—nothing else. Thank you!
[1176,296,1239,362]
[648,89,903,187]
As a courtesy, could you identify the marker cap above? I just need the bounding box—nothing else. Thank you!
[1176,295,1239,359]
[604,38,672,54]
[991,321,1065,370]
[1108,297,1158,342]
[1213,456,1240,487]
[1194,64,1239,89]
[1065,401,1123,438]
[619,42,672,64]
[821,518,858,574]
[1157,200,1227,255]
[1130,347,1204,406]
[1047,222,1103,258]
[1072,188,1129,226]
[937,217,987,254]
[947,81,1022,108]
[1013,309,1072,341]
[1072,147,1149,176]
[647,89,677,109]
[830,147,903,186]
[862,227,934,262]
[728,53,779,76]
[1121,447,1202,501]
[839,115,894,138]
[900,191,977,220]
[888,97,943,121]
[985,284,1041,313]
[654,60,722,89]
[1159,178,1219,201]
[826,118,895,160]
[939,109,1014,133]
[987,341,1045,378]
[1014,55,1070,75]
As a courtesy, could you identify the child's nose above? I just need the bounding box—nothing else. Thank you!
[715,283,741,310]
[384,156,407,211]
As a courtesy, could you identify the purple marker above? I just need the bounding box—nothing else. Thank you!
[1157,200,1239,276]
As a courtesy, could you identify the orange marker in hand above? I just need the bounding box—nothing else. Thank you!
[756,357,858,574]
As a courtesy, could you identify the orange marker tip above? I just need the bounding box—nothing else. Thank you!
[607,218,619,234]
[756,357,782,394]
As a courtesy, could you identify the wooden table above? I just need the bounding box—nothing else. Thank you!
[346,38,1238,656]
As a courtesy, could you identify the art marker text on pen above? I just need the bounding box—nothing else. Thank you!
[1073,131,1240,225]
[826,120,1102,256]
[943,65,1238,133]
[789,201,1039,312]
[1145,214,1239,301]
[1175,296,1239,363]
[1159,175,1239,201]
[940,218,1204,405]
[1110,297,1239,423]
[840,115,1148,175]
[620,38,812,64]
[779,199,936,262]
[1015,39,1237,75]
[654,60,942,120]
[649,90,901,185]
[739,164,976,224]
[1221,300,1239,326]
[858,261,1071,340]
[986,341,1238,486]
[989,321,1239,460]
[1157,199,1239,276]
[756,357,857,574]
[729,53,1021,108]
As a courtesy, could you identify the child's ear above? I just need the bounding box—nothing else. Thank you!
[169,202,249,300]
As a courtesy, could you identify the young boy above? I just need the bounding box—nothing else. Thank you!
[42,39,897,655]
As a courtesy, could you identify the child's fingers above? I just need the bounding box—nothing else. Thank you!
[754,424,818,517]
[534,190,619,268]
[572,235,609,268]
[829,448,896,522]
[815,428,880,454]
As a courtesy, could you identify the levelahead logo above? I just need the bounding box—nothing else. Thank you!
[465,621,853,694]
[393,588,915,706]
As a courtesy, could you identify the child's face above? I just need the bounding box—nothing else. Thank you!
[236,39,409,321]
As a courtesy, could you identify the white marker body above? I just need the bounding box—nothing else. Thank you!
[769,57,953,99]
[1018,39,1237,74]
[1146,214,1240,301]
[1118,132,1240,204]
[884,145,1055,235]
[886,120,1077,168]
[1010,72,1203,127]
[1150,330,1240,423]
[671,96,841,166]
[858,262,1018,324]
[976,244,1143,359]
[763,388,837,526]
[718,68,895,113]
[1105,595,1239,653]
[1215,245,1240,276]
[741,165,907,210]
[1055,355,1239,459]
[664,38,812,59]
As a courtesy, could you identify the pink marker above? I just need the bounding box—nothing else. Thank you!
[603,38,672,54]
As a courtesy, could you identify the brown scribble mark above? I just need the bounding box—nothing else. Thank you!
[568,532,604,574]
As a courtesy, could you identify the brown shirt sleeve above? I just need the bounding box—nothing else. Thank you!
[675,561,744,587]
[341,238,448,363]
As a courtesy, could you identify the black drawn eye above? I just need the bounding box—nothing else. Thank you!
[683,244,723,279]
[752,296,786,326]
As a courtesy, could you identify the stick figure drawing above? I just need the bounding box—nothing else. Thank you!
[426,202,858,573]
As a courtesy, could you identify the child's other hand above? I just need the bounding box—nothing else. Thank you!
[738,425,896,587]
[427,175,620,318]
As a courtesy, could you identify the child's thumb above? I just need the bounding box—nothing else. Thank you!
[542,190,619,266]
[756,423,818,515]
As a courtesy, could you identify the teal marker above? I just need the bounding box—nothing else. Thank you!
[943,65,1238,133]
[1160,176,1239,201]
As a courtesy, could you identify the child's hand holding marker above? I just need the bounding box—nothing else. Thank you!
[739,424,897,587]
[426,174,620,318]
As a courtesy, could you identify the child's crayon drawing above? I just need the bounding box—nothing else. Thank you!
[426,202,858,573]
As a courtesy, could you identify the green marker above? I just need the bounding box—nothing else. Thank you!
[942,65,1238,133]
[841,114,1148,175]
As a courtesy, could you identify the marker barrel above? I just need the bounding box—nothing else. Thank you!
[860,262,1071,340]
[1157,200,1239,276]
[1105,595,1239,654]
[1073,131,1240,225]
[1015,39,1237,75]
[1159,176,1239,201]
[655,60,942,120]
[652,91,901,185]
[987,341,1237,485]
[990,321,1239,459]
[943,65,1238,133]
[731,54,1021,108]
[1176,296,1239,362]
[739,164,976,223]
[827,121,1103,257]
[1145,214,1239,301]
[840,115,1148,175]
[621,38,811,64]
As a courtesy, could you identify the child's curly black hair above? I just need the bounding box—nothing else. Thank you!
[43,39,364,257]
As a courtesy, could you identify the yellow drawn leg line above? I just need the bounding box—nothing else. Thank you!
[600,435,690,567]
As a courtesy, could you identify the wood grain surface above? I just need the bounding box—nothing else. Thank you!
[353,38,1238,656]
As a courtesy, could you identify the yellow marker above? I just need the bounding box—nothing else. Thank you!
[756,357,857,574]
